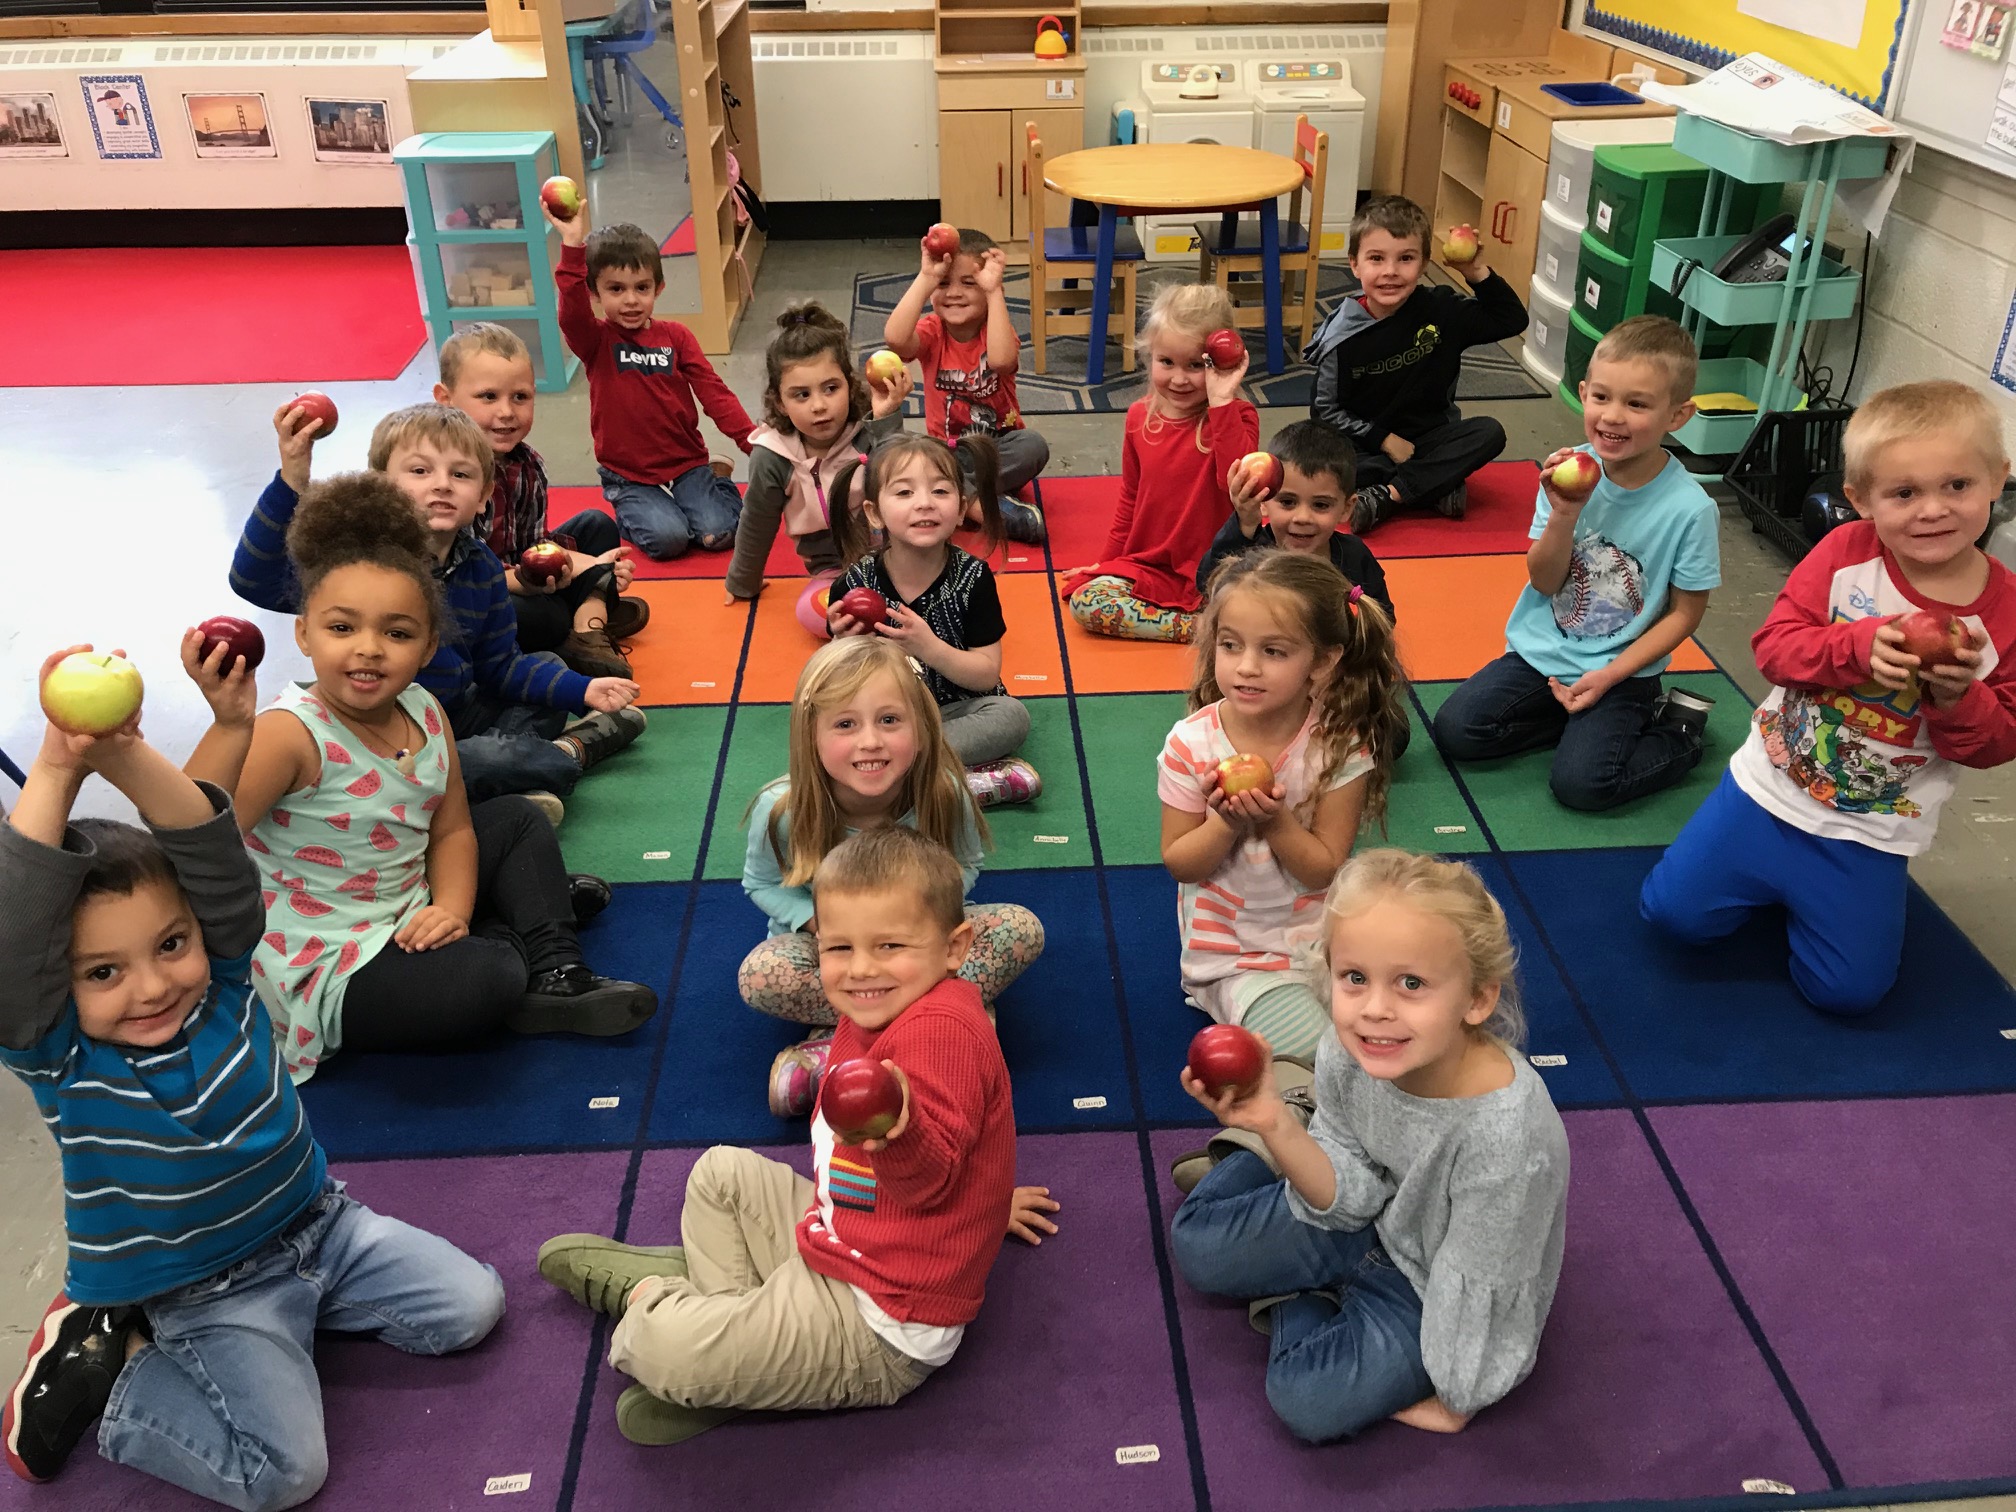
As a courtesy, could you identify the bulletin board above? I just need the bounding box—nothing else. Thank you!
[1888,0,2016,180]
[1569,0,1913,110]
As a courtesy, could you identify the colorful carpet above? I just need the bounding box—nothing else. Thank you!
[16,475,2016,1511]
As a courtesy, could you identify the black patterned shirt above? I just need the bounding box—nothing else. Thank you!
[837,548,1008,706]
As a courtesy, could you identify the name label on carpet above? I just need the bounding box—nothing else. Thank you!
[1530,1055,1567,1067]
[589,1096,620,1109]
[484,1474,532,1495]
[1115,1445,1160,1465]
[692,680,717,688]
[1035,835,1070,844]
[1741,1480,1795,1495]
[643,851,671,860]
[1074,1096,1108,1109]
[1013,674,1049,681]
[2002,1029,2016,1039]
[1434,825,1469,834]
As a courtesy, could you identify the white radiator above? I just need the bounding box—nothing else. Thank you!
[751,33,938,201]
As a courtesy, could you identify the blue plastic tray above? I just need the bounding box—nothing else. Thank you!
[1541,82,1644,108]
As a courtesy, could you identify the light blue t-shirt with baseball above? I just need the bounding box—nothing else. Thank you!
[1503,447,1721,680]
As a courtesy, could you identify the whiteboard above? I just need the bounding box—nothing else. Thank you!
[1887,0,2016,180]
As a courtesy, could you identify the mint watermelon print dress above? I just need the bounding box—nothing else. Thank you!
[247,681,450,1082]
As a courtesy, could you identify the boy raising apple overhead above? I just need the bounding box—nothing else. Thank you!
[1642,380,2016,1015]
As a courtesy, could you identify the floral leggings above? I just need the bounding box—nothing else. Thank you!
[1068,575,1196,644]
[738,903,1047,1026]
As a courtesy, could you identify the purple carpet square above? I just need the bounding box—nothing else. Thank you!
[1151,1111,1827,1509]
[2,1152,629,1512]
[1651,1095,2016,1490]
[567,1132,1193,1510]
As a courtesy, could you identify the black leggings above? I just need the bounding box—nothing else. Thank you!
[339,796,580,1052]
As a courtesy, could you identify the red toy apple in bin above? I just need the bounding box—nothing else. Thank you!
[196,615,265,673]
[40,651,144,736]
[836,587,890,627]
[1441,225,1480,265]
[1894,610,1969,670]
[1187,1024,1266,1099]
[292,391,338,438]
[820,1057,905,1144]
[923,222,961,259]
[1205,328,1246,369]
[1238,451,1283,496]
[1216,752,1275,797]
[518,541,569,585]
[1550,451,1603,503]
[540,175,583,219]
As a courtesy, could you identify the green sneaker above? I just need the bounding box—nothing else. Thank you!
[616,1386,742,1446]
[536,1233,687,1318]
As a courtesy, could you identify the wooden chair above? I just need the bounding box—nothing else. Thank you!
[1194,115,1328,351]
[1024,122,1143,376]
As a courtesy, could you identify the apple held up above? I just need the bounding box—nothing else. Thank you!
[1893,610,1969,671]
[1441,224,1480,265]
[1549,451,1602,503]
[1205,328,1246,369]
[291,390,338,438]
[836,587,891,627]
[196,615,265,672]
[1187,1024,1266,1099]
[1237,451,1283,496]
[41,651,144,736]
[922,222,961,259]
[540,174,583,220]
[518,541,570,586]
[864,349,907,387]
[820,1057,905,1144]
[1216,751,1275,798]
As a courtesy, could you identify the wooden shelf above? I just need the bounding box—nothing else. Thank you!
[671,0,764,352]
[713,0,746,34]
[934,54,1086,74]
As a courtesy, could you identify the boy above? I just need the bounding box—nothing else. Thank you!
[1433,316,1720,812]
[544,203,756,561]
[883,227,1048,543]
[1305,195,1527,532]
[536,826,1015,1446]
[434,322,648,680]
[1642,380,2016,1014]
[2,647,502,1503]
[231,402,644,825]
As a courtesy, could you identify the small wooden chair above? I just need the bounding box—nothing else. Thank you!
[1025,122,1143,376]
[1194,115,1328,351]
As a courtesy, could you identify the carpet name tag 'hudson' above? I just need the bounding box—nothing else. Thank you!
[1115,1445,1160,1465]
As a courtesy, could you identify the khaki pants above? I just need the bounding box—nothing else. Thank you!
[609,1145,932,1412]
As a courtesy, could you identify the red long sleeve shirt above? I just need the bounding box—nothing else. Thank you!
[1729,521,2016,855]
[555,244,756,485]
[798,978,1015,1327]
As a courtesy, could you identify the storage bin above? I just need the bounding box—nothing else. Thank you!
[1649,232,1861,325]
[1575,230,1684,331]
[1525,276,1573,378]
[1564,308,1602,394]
[1672,112,1894,186]
[1586,143,1707,261]
[1671,356,1806,456]
[1544,116,1675,230]
[1533,201,1582,305]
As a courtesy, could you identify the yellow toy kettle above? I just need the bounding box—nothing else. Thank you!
[1034,15,1068,58]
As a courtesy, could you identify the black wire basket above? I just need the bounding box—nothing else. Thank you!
[1724,407,1854,560]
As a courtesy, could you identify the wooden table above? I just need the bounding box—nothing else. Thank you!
[1043,143,1308,386]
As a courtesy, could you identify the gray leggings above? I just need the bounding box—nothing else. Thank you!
[957,427,1051,498]
[941,694,1030,765]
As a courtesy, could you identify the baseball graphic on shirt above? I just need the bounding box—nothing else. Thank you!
[1553,533,1646,640]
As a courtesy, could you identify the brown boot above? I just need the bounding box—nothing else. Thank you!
[558,627,632,680]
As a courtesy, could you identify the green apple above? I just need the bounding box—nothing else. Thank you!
[41,651,144,735]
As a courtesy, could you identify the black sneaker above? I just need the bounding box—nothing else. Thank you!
[1434,482,1468,520]
[568,872,613,925]
[509,964,659,1037]
[998,497,1047,544]
[1349,483,1397,534]
[556,706,647,773]
[1651,688,1715,740]
[608,595,651,640]
[5,1295,139,1483]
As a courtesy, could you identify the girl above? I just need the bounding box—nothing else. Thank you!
[723,301,912,605]
[827,431,1040,809]
[1159,551,1409,1061]
[1169,849,1570,1443]
[1061,284,1258,643]
[740,636,1044,1113]
[194,473,659,1082]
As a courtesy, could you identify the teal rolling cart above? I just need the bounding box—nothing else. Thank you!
[393,130,581,394]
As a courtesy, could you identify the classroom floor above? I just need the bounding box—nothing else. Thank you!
[2,235,2015,1512]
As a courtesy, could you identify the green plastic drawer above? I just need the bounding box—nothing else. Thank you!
[1565,308,1602,394]
[1671,113,1894,186]
[1649,233,1860,325]
[1585,144,1707,261]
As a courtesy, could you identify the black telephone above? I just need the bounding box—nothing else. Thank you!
[1707,213,1811,285]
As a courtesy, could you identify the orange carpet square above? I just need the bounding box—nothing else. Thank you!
[1058,597,1196,695]
[623,581,752,705]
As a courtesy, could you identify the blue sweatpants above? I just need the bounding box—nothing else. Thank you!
[1639,769,1908,1016]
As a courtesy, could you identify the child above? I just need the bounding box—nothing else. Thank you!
[827,430,1042,809]
[545,201,756,560]
[1642,380,2016,1014]
[883,226,1048,543]
[0,646,503,1504]
[1432,316,1719,813]
[1305,195,1526,532]
[1062,284,1259,643]
[201,476,658,1081]
[433,322,647,679]
[1160,551,1409,1060]
[741,637,1044,1111]
[1170,849,1569,1443]
[232,403,645,825]
[723,301,911,605]
[537,825,1015,1445]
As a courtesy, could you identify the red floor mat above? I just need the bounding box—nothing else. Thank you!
[0,246,426,388]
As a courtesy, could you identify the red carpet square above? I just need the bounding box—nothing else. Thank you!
[0,247,426,387]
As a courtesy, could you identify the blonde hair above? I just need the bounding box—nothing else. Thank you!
[755,637,988,886]
[438,323,531,391]
[814,826,967,933]
[829,431,1003,564]
[1140,282,1238,353]
[1843,380,2010,495]
[1589,315,1699,408]
[1191,551,1411,826]
[367,402,497,494]
[1315,849,1525,1047]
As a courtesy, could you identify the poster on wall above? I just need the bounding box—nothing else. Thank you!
[1972,4,2012,58]
[305,98,391,164]
[79,75,159,160]
[185,92,276,159]
[0,92,66,158]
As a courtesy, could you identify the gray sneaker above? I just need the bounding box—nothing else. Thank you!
[1434,482,1468,520]
[998,497,1047,544]
[1171,1055,1316,1192]
[536,1233,688,1318]
[1350,483,1397,534]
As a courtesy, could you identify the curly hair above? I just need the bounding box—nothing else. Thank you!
[762,300,872,437]
[286,471,445,637]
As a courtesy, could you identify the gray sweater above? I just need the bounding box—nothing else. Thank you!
[1288,1032,1569,1416]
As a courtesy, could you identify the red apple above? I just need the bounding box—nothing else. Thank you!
[518,541,569,585]
[923,222,961,259]
[1893,610,1969,670]
[1216,752,1275,797]
[540,174,582,220]
[836,587,890,626]
[864,349,906,388]
[196,615,265,673]
[1550,451,1603,502]
[1237,450,1283,496]
[291,391,338,439]
[1187,1024,1266,1100]
[40,651,144,736]
[1442,224,1480,264]
[820,1057,905,1144]
[1205,328,1246,369]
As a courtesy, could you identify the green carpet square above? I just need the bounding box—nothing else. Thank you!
[981,696,1092,871]
[1080,692,1188,867]
[1378,705,1488,855]
[560,705,729,883]
[702,703,792,881]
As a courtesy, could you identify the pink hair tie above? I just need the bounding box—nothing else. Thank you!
[1347,584,1365,612]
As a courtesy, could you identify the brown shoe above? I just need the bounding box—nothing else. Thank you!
[558,628,632,680]
[608,595,650,640]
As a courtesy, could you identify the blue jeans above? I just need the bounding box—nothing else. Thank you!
[99,1183,504,1512]
[1433,650,1702,811]
[599,462,741,560]
[1641,768,1909,1015]
[1170,1152,1432,1443]
[449,655,582,801]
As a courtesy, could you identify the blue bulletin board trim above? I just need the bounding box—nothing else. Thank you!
[1582,4,1910,112]
[1993,295,2016,398]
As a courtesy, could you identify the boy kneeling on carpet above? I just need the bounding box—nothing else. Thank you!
[538,826,1017,1446]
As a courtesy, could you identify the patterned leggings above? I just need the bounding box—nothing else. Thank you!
[1238,981,1331,1063]
[738,903,1047,1026]
[1068,575,1196,643]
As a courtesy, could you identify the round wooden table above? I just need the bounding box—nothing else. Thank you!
[1044,144,1308,385]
